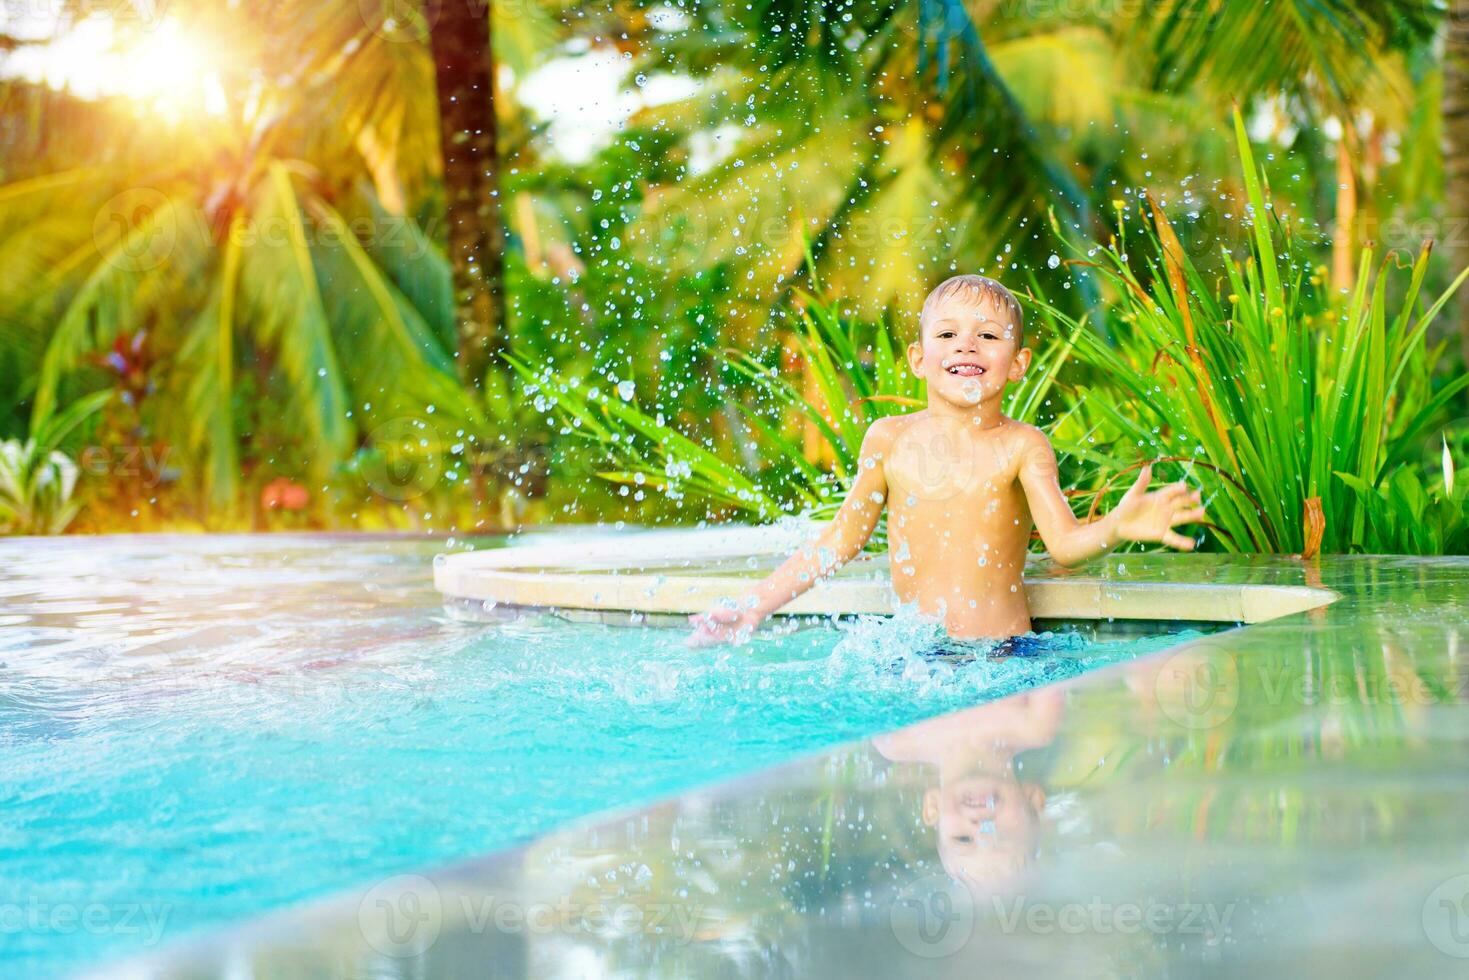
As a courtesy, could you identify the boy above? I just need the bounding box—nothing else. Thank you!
[872,686,1063,891]
[687,274,1205,648]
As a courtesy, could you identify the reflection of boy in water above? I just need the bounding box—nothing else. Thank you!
[873,687,1062,891]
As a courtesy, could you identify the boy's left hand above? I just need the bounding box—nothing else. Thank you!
[1111,464,1207,551]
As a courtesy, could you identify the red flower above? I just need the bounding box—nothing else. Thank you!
[261,478,309,511]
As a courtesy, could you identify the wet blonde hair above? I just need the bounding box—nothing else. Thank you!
[919,274,1024,346]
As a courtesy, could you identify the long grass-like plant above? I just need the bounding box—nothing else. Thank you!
[1042,108,1469,555]
[513,288,1079,534]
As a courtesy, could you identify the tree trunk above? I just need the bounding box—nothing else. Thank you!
[430,0,504,391]
[1447,0,1469,368]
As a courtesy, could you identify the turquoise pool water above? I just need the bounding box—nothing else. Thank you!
[0,535,1202,977]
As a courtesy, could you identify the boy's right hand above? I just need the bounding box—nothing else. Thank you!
[685,605,760,648]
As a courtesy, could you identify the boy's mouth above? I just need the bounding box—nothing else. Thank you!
[944,361,985,377]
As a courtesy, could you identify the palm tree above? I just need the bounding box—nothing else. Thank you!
[618,0,1094,325]
[0,0,573,524]
[607,0,1440,329]
[0,6,487,520]
[1138,0,1442,289]
[427,0,505,390]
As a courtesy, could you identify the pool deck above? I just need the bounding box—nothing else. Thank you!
[104,552,1469,978]
[433,527,1338,625]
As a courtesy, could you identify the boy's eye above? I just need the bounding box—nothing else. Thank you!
[980,332,997,340]
[938,332,955,339]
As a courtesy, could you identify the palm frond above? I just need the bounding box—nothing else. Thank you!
[303,193,485,436]
[174,223,243,515]
[32,193,210,426]
[1137,0,1439,108]
[237,163,355,467]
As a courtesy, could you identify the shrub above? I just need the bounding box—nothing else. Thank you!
[1043,109,1469,555]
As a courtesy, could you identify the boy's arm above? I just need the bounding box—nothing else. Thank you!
[1017,429,1205,567]
[687,422,892,647]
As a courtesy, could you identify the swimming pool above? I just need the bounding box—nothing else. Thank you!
[0,534,1204,977]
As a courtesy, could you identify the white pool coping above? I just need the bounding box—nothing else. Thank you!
[434,526,1338,624]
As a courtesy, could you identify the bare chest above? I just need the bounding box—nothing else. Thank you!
[882,416,1023,514]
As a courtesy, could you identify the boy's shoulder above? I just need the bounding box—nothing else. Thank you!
[1003,419,1051,447]
[1001,419,1055,460]
[1000,420,1061,477]
[860,412,912,448]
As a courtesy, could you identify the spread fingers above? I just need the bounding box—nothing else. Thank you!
[1161,530,1197,551]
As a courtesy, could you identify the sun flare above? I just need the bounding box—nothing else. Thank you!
[114,19,225,118]
[16,14,227,121]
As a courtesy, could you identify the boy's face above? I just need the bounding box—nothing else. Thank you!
[923,772,1045,889]
[908,294,1031,409]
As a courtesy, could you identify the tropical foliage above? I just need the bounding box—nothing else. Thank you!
[0,0,1465,553]
[0,390,109,535]
[525,109,1469,556]
[1042,110,1469,556]
[514,278,1078,531]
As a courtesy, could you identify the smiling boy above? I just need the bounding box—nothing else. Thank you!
[687,274,1206,648]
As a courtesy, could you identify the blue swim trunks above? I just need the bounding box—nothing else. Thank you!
[920,634,1048,661]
